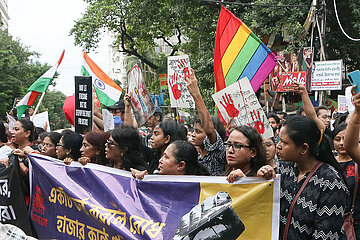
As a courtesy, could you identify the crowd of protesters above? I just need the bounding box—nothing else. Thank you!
[2,69,360,239]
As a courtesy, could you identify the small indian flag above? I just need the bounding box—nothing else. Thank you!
[17,50,65,119]
[82,51,123,107]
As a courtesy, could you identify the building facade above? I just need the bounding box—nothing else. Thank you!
[0,0,9,29]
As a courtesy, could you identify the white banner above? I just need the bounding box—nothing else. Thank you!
[311,60,343,91]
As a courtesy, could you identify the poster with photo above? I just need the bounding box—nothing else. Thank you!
[128,63,155,127]
[167,55,195,108]
[212,77,273,140]
[270,47,313,92]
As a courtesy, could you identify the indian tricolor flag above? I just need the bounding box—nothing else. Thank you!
[16,50,65,119]
[214,6,277,93]
[82,51,123,107]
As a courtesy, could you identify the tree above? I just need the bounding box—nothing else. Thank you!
[70,0,360,110]
[0,29,51,119]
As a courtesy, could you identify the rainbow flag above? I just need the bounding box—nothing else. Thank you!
[214,6,277,93]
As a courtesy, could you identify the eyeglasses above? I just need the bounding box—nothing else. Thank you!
[224,142,251,151]
[56,143,64,148]
[106,139,119,147]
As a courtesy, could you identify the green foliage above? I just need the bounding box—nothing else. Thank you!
[71,0,360,109]
[0,29,51,119]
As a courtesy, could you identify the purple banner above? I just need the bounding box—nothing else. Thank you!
[29,154,200,239]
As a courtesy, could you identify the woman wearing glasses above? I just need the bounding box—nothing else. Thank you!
[225,125,267,183]
[105,126,147,171]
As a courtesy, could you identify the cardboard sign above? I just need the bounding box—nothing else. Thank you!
[75,76,93,134]
[128,63,155,127]
[212,77,273,139]
[311,60,343,91]
[167,55,195,108]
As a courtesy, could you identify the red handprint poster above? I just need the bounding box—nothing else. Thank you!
[212,77,273,139]
[128,63,155,127]
[167,55,195,108]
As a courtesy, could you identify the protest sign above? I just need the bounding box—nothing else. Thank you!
[167,55,195,108]
[311,60,343,91]
[28,154,280,240]
[337,95,347,113]
[159,74,168,91]
[75,76,93,134]
[128,63,155,127]
[212,77,273,140]
[33,111,50,132]
[270,48,313,92]
[102,109,114,132]
[346,86,355,114]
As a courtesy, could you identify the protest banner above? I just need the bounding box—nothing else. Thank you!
[75,76,93,134]
[337,95,347,113]
[0,155,32,235]
[212,77,273,140]
[128,63,155,127]
[270,48,313,92]
[311,60,343,91]
[28,154,280,240]
[167,55,195,109]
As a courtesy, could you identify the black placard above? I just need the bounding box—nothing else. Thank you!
[75,76,93,134]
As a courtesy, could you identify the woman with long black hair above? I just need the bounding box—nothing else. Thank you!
[259,115,349,239]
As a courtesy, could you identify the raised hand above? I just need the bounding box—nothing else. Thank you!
[186,68,201,99]
[247,109,265,134]
[220,93,239,118]
[170,73,182,100]
[293,81,307,95]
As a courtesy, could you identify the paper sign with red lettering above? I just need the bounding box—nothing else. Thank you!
[279,71,307,91]
[167,55,195,108]
[212,77,273,139]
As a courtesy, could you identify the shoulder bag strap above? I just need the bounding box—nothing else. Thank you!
[283,161,324,240]
[351,163,358,212]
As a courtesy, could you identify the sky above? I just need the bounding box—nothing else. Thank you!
[8,0,110,97]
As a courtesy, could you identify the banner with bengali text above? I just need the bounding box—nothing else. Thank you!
[28,154,280,240]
